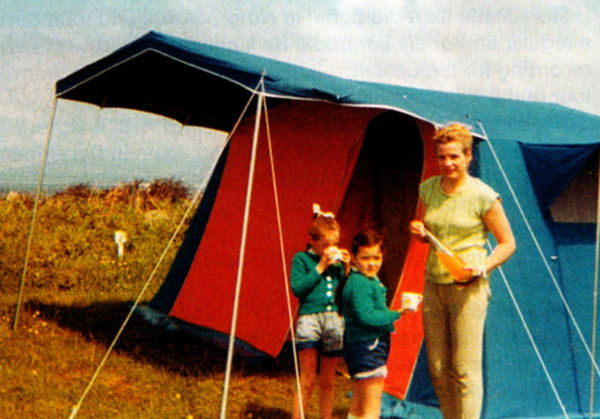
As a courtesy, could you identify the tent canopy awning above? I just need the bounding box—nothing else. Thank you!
[56,30,600,145]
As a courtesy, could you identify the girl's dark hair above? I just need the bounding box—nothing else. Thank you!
[336,229,384,314]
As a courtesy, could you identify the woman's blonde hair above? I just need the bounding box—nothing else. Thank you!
[433,123,473,154]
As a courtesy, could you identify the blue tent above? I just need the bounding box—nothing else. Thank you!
[55,31,600,418]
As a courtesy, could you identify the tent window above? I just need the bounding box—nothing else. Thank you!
[550,148,599,223]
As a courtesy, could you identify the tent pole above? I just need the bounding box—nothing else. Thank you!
[590,149,600,418]
[261,92,305,418]
[12,97,57,332]
[67,90,259,418]
[220,79,265,419]
[67,174,212,419]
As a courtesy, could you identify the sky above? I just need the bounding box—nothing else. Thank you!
[1,0,599,189]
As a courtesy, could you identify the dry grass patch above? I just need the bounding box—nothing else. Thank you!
[0,181,352,418]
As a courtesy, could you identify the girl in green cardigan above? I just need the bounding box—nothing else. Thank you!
[291,205,350,419]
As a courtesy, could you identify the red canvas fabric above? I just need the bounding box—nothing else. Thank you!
[170,101,435,403]
[385,121,437,398]
[169,101,380,357]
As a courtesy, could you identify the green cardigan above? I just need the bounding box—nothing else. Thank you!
[290,250,345,315]
[341,270,400,343]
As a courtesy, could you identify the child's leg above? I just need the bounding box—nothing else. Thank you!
[349,379,364,418]
[353,376,385,419]
[293,348,318,419]
[318,355,341,419]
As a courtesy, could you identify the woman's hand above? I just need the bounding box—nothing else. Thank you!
[409,220,427,242]
[459,264,487,283]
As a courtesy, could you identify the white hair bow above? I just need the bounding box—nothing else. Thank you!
[312,203,335,219]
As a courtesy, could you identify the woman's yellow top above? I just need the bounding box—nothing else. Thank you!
[420,175,499,284]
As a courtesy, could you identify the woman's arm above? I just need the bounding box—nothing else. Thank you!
[482,198,516,274]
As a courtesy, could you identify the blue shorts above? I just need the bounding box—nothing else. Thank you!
[295,312,344,357]
[343,333,391,380]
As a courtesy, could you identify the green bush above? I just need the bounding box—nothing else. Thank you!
[0,181,194,296]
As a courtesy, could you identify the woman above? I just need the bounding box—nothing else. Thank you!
[409,123,516,419]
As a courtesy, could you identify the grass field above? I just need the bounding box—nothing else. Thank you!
[0,180,352,418]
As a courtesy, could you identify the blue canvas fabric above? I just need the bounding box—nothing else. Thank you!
[55,31,600,418]
[56,31,600,146]
[521,143,599,212]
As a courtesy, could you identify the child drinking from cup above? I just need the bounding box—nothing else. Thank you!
[291,204,350,419]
